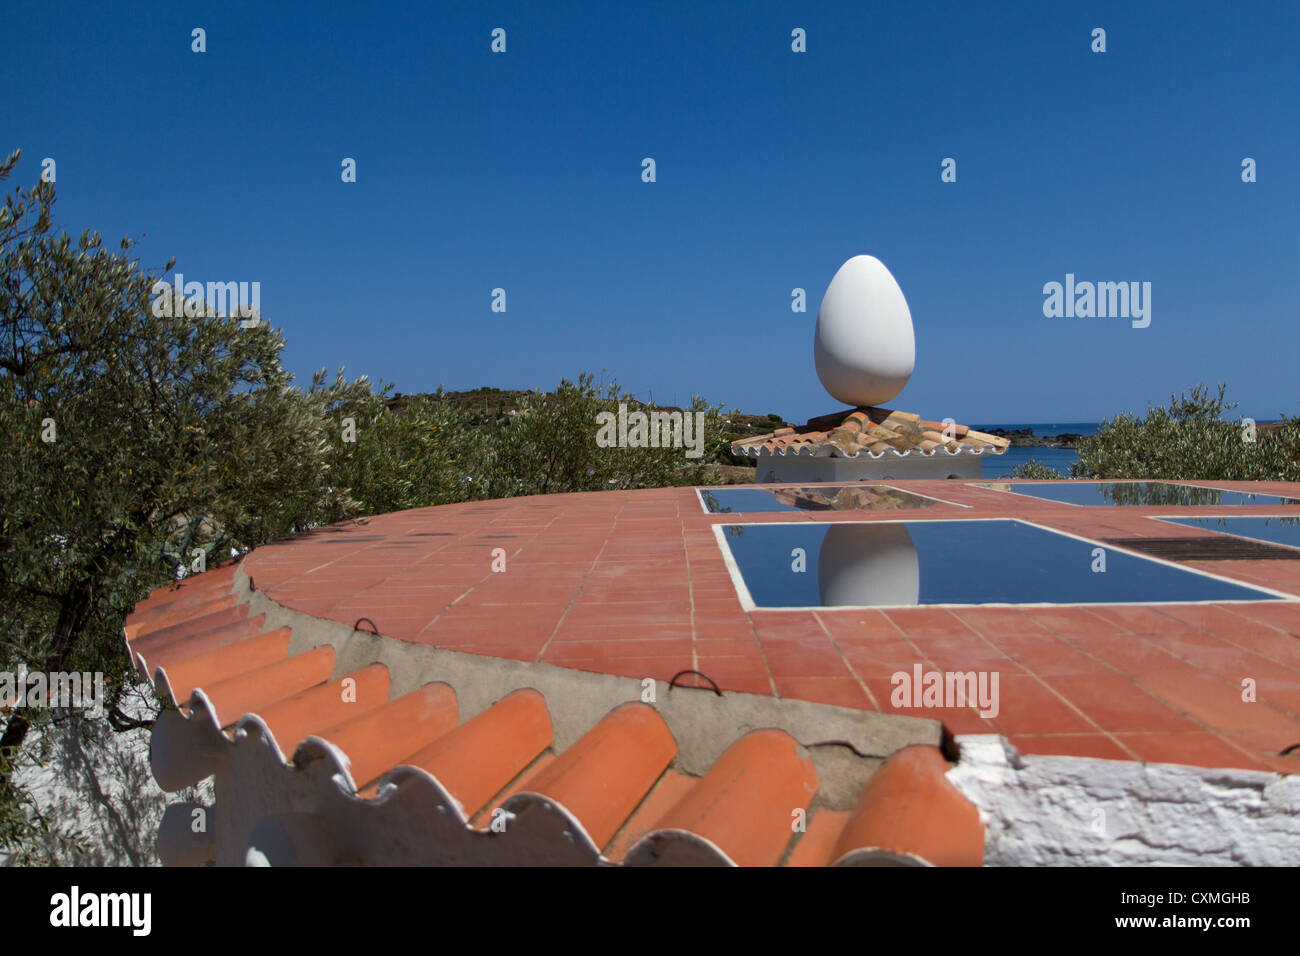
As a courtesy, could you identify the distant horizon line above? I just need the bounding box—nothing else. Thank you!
[374,384,1294,427]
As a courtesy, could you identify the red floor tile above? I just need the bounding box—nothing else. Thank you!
[981,635,1102,675]
[1113,732,1272,772]
[757,638,854,679]
[1042,674,1202,733]
[985,675,1098,735]
[1137,670,1300,736]
[862,678,993,735]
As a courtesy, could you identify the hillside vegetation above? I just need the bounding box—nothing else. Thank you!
[1013,385,1300,481]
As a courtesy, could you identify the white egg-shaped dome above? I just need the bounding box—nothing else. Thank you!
[813,255,915,407]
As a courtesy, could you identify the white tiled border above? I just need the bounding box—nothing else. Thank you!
[692,482,970,515]
[969,479,1300,509]
[1152,513,1300,554]
[711,516,1298,612]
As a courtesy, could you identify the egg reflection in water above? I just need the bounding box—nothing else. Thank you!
[817,523,919,607]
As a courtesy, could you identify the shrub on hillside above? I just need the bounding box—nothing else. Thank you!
[464,374,708,498]
[1011,460,1065,479]
[1073,384,1300,481]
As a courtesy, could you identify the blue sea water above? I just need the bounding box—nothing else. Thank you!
[973,422,1100,439]
[983,445,1080,478]
[975,422,1096,478]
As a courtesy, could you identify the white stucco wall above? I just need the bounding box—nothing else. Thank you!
[1,683,211,867]
[948,735,1300,866]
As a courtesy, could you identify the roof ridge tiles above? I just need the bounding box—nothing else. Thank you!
[301,681,460,791]
[732,407,1008,461]
[131,566,983,867]
[126,594,239,641]
[129,605,253,655]
[830,745,985,866]
[153,626,293,706]
[132,614,267,679]
[624,728,819,867]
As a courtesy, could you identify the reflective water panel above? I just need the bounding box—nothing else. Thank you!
[700,486,939,514]
[979,481,1300,507]
[1161,516,1300,552]
[718,520,1279,608]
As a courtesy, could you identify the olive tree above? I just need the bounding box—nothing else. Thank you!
[0,149,374,826]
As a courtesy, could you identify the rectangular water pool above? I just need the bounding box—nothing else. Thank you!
[698,485,943,514]
[979,481,1300,507]
[1159,516,1300,552]
[716,519,1283,609]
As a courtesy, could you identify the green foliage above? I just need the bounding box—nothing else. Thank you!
[324,391,475,516]
[466,373,708,498]
[1072,384,1300,481]
[1011,459,1065,479]
[0,148,377,852]
[0,149,372,688]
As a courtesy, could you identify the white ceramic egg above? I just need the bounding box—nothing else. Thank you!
[813,255,915,408]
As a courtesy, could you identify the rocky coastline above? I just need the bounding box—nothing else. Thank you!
[979,427,1084,449]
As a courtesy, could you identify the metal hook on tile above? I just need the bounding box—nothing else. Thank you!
[353,617,379,635]
[667,670,722,696]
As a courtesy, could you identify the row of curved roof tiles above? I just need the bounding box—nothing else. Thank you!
[128,563,984,866]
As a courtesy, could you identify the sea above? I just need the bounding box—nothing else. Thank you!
[972,422,1099,479]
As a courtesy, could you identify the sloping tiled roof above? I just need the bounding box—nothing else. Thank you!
[128,564,984,867]
[731,407,1011,459]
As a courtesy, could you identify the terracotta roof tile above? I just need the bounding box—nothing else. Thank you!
[132,612,264,678]
[628,729,817,867]
[125,594,239,641]
[154,626,293,705]
[830,745,984,866]
[129,605,254,658]
[313,681,460,789]
[131,568,983,867]
[255,663,391,760]
[197,646,337,729]
[509,703,677,848]
[731,406,1009,460]
[404,688,553,816]
[603,769,698,862]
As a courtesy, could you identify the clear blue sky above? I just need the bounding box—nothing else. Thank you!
[8,0,1298,424]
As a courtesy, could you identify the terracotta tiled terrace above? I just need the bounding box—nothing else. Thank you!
[126,478,1300,866]
[223,478,1300,774]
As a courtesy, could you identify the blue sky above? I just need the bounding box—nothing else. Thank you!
[8,0,1298,424]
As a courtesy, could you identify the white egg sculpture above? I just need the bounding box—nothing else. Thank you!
[813,255,915,408]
